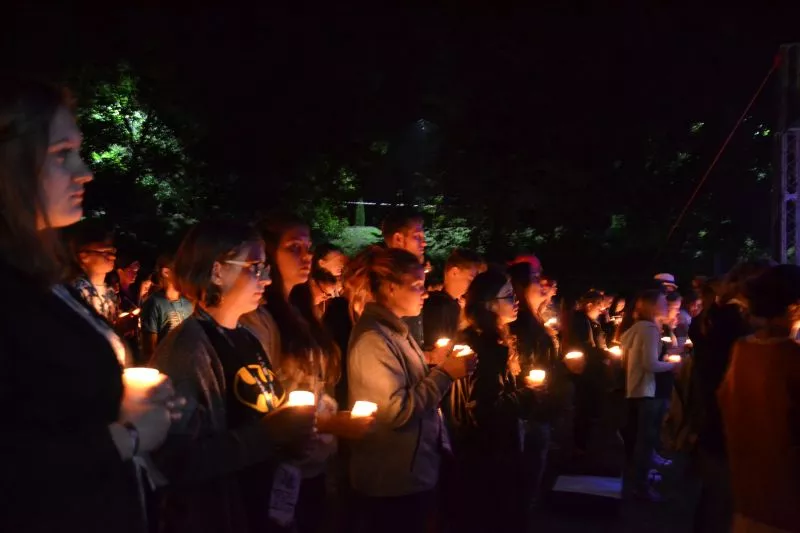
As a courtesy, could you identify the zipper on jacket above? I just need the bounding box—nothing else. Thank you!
[409,418,423,472]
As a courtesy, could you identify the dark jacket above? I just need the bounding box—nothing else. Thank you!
[151,316,282,533]
[456,328,536,458]
[0,262,143,533]
[689,302,749,457]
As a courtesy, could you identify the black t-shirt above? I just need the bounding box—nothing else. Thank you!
[422,290,461,350]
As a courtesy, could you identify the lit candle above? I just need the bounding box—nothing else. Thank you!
[607,346,623,357]
[123,368,165,402]
[436,338,451,348]
[453,344,474,357]
[667,354,682,363]
[351,401,378,418]
[661,336,673,344]
[685,338,693,348]
[545,317,559,328]
[286,390,315,407]
[527,369,546,385]
[565,351,584,360]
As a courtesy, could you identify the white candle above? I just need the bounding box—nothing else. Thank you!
[453,344,474,357]
[667,354,682,363]
[123,368,165,402]
[528,369,546,385]
[436,338,451,348]
[607,346,623,357]
[545,317,558,327]
[351,401,378,418]
[286,390,315,407]
[565,351,584,360]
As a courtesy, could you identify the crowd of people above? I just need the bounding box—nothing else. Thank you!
[3,81,799,533]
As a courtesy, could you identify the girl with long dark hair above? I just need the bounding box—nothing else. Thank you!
[0,81,177,532]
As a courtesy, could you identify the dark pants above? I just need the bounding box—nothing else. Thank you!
[574,376,603,451]
[623,397,661,492]
[293,474,327,533]
[524,422,552,505]
[356,490,434,533]
[692,450,733,533]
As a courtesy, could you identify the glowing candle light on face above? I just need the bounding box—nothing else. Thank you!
[436,338,451,348]
[351,401,378,418]
[528,369,546,385]
[286,391,315,407]
[123,368,165,402]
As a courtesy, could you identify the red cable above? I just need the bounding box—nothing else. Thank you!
[660,56,781,254]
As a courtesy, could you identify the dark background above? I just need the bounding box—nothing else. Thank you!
[6,6,800,296]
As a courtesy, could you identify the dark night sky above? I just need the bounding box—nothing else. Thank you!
[6,6,800,200]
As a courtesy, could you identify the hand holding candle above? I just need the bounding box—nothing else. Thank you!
[526,369,547,388]
[123,368,167,402]
[286,390,316,407]
[563,351,586,375]
[351,401,378,418]
[667,354,682,364]
[452,344,474,357]
[607,346,623,358]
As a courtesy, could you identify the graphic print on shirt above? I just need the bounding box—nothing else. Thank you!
[234,363,285,413]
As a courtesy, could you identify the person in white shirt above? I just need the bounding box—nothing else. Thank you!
[620,289,679,501]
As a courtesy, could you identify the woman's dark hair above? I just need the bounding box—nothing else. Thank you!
[745,265,800,319]
[0,81,74,286]
[364,247,424,298]
[261,212,341,384]
[578,289,605,310]
[173,220,261,307]
[464,267,509,342]
[508,261,537,315]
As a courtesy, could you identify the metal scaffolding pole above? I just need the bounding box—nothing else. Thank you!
[775,43,800,263]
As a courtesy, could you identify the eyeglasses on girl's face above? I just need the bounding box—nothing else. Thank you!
[225,260,271,281]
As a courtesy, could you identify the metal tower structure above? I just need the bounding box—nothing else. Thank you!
[775,43,800,263]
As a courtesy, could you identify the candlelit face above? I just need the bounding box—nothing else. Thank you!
[276,225,312,290]
[214,240,270,315]
[383,265,427,318]
[317,250,347,277]
[79,240,117,277]
[490,281,518,324]
[37,106,93,230]
[389,219,426,262]
[445,264,479,300]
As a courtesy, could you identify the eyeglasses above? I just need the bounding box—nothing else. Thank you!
[491,293,517,303]
[225,260,271,280]
[83,248,117,258]
[314,278,339,300]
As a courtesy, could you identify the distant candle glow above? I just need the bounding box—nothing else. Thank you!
[565,351,584,360]
[608,346,622,357]
[351,401,378,418]
[436,338,451,348]
[685,338,693,347]
[661,336,673,344]
[286,390,315,407]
